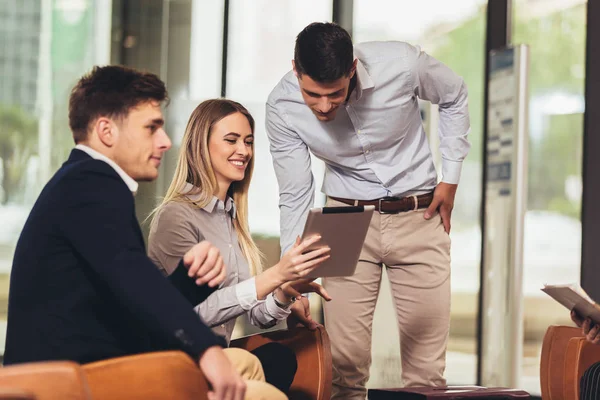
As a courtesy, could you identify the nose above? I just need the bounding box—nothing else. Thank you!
[157,128,172,151]
[236,141,249,157]
[317,97,333,113]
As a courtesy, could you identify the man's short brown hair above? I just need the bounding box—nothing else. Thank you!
[68,65,168,143]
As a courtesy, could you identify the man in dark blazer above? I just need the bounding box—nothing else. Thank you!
[3,66,254,399]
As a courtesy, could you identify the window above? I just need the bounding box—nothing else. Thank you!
[353,0,487,387]
[513,0,586,394]
[226,0,333,238]
[0,0,109,354]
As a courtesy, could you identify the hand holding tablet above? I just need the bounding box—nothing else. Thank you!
[300,205,375,278]
[274,235,331,281]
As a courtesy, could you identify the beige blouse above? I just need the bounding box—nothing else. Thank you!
[147,183,289,344]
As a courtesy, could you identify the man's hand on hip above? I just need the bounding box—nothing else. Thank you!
[183,241,226,287]
[199,346,246,400]
[424,182,458,234]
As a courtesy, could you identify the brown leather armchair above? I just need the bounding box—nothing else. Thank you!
[0,326,332,400]
[231,326,332,400]
[0,360,92,399]
[540,325,600,400]
[82,351,210,400]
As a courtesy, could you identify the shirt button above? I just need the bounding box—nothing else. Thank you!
[229,244,233,248]
[365,150,370,154]
[357,129,361,134]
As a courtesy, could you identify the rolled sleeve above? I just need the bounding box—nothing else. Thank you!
[235,277,258,310]
[264,293,292,320]
[194,283,249,328]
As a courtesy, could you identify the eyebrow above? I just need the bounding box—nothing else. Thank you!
[304,88,344,97]
[224,132,254,138]
[146,118,165,126]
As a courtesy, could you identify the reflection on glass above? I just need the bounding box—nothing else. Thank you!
[353,0,486,388]
[226,0,333,240]
[225,0,333,338]
[0,1,107,352]
[514,0,586,395]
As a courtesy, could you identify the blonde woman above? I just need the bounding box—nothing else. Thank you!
[148,99,331,394]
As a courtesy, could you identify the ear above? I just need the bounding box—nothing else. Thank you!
[292,60,299,78]
[93,117,117,147]
[349,58,358,78]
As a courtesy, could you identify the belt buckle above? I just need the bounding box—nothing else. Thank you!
[378,198,394,214]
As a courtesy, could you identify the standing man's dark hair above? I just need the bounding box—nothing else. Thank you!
[294,22,354,82]
[68,65,168,143]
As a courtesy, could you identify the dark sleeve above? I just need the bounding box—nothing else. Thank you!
[58,165,224,358]
[168,261,217,306]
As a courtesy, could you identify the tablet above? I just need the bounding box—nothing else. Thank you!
[300,205,375,278]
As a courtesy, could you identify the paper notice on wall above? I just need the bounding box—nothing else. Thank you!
[487,48,517,198]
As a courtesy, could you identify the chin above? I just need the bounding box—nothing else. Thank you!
[314,113,336,122]
[229,174,245,182]
[137,170,159,182]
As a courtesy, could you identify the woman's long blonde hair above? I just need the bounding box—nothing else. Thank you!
[153,99,263,275]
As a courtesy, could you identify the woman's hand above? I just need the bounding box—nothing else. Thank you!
[254,236,330,301]
[273,235,330,283]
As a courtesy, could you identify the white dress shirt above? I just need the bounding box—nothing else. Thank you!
[266,41,471,253]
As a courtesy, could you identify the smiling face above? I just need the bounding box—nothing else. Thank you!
[208,111,254,195]
[111,101,171,181]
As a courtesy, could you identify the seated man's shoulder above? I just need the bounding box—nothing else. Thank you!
[60,159,130,194]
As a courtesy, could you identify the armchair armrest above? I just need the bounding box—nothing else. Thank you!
[563,336,600,400]
[230,326,332,400]
[0,361,91,400]
[82,351,209,400]
[540,325,582,400]
[0,388,35,400]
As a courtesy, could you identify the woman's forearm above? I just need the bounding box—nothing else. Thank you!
[254,265,287,300]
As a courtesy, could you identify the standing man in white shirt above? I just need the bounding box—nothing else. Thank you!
[266,22,470,399]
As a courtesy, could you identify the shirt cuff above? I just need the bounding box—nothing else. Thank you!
[441,159,463,184]
[235,277,258,311]
[265,293,292,320]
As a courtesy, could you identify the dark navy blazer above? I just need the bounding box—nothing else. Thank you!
[4,149,222,365]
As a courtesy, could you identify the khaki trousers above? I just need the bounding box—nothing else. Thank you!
[323,198,451,400]
[224,348,287,400]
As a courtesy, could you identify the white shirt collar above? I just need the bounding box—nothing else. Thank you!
[351,58,375,102]
[75,144,139,194]
[183,182,237,218]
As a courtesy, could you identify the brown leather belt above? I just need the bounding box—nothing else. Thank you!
[329,192,434,214]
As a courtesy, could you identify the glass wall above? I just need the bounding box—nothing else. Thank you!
[353,0,487,388]
[225,1,333,334]
[513,0,587,395]
[226,0,333,239]
[0,4,591,393]
[0,0,110,354]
